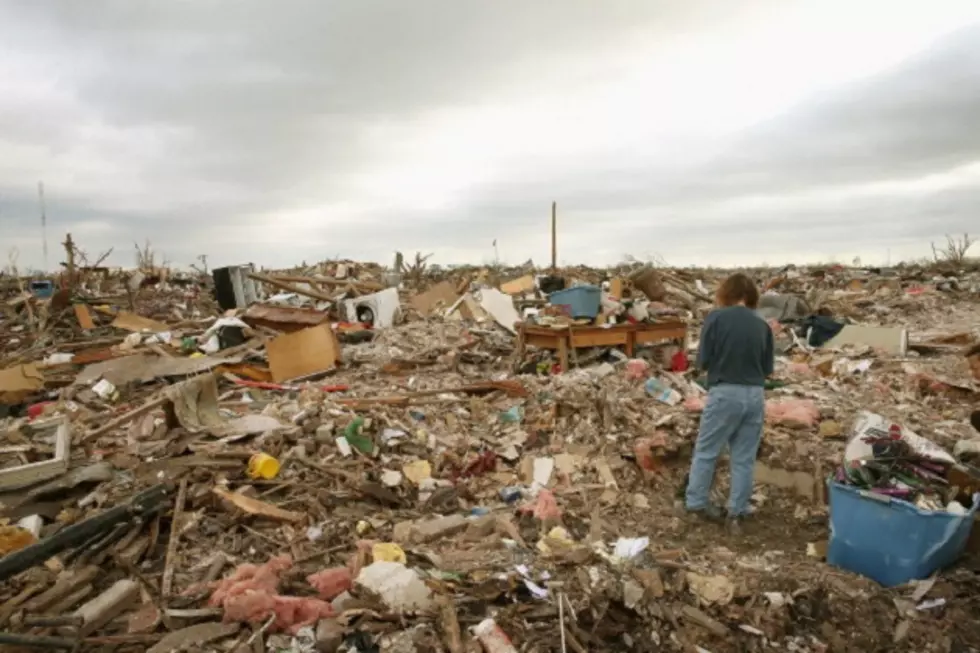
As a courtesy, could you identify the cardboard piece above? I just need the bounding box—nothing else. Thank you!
[500,275,535,296]
[608,278,624,299]
[74,353,243,387]
[266,324,341,383]
[410,282,459,316]
[111,311,170,334]
[212,487,305,523]
[825,325,908,356]
[0,364,45,403]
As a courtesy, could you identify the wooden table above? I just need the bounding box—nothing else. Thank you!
[516,321,688,371]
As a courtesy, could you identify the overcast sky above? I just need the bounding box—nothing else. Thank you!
[2,1,980,272]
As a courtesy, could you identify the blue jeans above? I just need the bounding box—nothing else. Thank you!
[685,384,764,516]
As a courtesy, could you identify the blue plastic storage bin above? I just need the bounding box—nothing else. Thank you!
[29,280,54,299]
[827,480,978,587]
[548,286,601,319]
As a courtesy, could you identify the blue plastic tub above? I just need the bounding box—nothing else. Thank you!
[29,280,54,299]
[548,285,601,319]
[827,480,978,587]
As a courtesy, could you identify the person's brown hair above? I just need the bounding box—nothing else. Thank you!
[715,272,760,309]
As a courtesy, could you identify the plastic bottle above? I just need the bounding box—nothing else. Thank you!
[644,378,681,406]
[343,416,374,454]
[474,618,518,653]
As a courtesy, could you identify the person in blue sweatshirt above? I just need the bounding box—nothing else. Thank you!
[685,272,774,533]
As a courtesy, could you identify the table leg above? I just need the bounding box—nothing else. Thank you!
[557,338,569,372]
[626,331,636,358]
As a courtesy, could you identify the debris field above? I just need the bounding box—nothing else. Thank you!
[1,246,980,653]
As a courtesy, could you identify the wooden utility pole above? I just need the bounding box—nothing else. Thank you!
[38,181,49,271]
[550,201,557,271]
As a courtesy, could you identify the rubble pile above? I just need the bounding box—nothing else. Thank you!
[0,252,979,652]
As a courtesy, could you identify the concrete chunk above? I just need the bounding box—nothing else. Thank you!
[355,561,433,613]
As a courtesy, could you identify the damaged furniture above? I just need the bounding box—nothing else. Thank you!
[515,320,688,372]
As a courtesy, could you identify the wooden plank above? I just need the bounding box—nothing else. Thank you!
[247,273,336,302]
[633,323,687,345]
[0,420,70,491]
[557,339,569,371]
[569,331,629,348]
[161,479,187,598]
[82,395,168,443]
[269,274,383,292]
[74,304,96,329]
[523,334,563,350]
[111,312,170,333]
[212,487,305,523]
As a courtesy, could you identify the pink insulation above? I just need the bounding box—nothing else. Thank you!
[306,567,353,601]
[529,489,562,522]
[683,395,706,412]
[765,398,819,428]
[206,554,335,634]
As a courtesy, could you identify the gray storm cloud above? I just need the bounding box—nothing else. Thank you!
[0,1,977,271]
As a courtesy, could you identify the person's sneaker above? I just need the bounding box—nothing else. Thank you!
[685,504,724,523]
[726,515,745,535]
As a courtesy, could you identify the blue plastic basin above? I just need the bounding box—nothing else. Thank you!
[548,286,601,319]
[827,480,978,587]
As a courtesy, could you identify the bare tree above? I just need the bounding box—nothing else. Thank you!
[134,239,156,271]
[404,251,433,284]
[4,247,20,277]
[931,233,975,264]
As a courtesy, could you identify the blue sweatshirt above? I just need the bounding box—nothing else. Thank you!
[697,306,774,388]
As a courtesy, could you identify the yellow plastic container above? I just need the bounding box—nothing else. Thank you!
[247,453,281,480]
